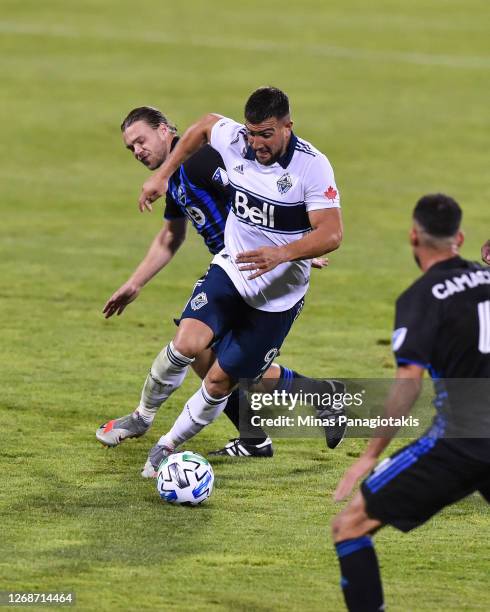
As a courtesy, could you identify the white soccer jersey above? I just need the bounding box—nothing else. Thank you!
[210,117,340,312]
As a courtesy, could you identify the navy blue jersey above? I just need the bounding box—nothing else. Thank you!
[393,256,490,459]
[165,141,231,255]
[393,257,490,378]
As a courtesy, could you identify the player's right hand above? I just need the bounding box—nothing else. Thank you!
[333,454,377,502]
[138,173,169,213]
[312,257,329,269]
[481,239,490,265]
[103,282,141,318]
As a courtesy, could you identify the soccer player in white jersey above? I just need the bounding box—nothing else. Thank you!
[137,87,343,477]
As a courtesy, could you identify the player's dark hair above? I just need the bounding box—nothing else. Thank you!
[120,106,177,134]
[244,87,290,124]
[413,194,462,237]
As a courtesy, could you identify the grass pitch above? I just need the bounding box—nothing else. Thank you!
[1,1,489,610]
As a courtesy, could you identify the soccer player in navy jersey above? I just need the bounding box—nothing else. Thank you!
[331,194,490,612]
[96,106,345,457]
[135,87,344,477]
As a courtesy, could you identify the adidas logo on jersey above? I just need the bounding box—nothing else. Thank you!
[233,190,275,228]
[233,164,244,174]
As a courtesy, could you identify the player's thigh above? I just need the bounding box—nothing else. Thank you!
[216,297,304,381]
[173,318,214,356]
[361,437,489,533]
[179,264,240,343]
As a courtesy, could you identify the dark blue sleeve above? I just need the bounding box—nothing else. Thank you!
[392,286,440,370]
[182,145,229,200]
[164,192,185,220]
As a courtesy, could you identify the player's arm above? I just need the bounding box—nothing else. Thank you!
[103,218,187,318]
[236,208,342,279]
[138,114,223,212]
[286,208,342,260]
[334,363,424,501]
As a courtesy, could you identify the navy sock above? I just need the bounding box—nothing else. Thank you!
[223,389,241,430]
[223,389,267,444]
[275,367,342,411]
[274,366,303,393]
[335,537,384,612]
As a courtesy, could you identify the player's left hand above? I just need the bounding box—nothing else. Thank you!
[236,246,287,280]
[312,257,329,269]
[481,240,490,265]
[333,454,378,502]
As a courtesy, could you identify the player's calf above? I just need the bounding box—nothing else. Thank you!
[270,370,348,449]
[138,342,195,418]
[95,341,194,447]
[315,379,348,449]
[334,535,384,612]
[332,493,384,612]
[141,381,232,477]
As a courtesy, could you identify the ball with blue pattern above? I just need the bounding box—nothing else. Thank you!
[156,451,214,505]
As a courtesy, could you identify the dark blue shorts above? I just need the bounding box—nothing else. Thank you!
[361,436,490,532]
[180,264,303,380]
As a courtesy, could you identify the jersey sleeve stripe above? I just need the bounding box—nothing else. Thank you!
[294,145,316,157]
[396,357,431,370]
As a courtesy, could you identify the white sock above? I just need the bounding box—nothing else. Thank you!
[159,382,231,449]
[137,342,194,423]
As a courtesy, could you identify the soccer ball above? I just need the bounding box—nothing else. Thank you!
[156,451,214,506]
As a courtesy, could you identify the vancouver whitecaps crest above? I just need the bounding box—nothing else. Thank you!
[277,173,293,194]
[191,292,208,311]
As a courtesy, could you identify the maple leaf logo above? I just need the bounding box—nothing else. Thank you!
[324,186,337,200]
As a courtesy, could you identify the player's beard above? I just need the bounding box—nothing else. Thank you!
[261,136,290,166]
[149,154,165,171]
[257,147,282,166]
[413,253,422,269]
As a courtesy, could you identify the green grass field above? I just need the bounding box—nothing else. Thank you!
[1,1,489,610]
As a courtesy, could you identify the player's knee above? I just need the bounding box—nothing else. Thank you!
[332,495,379,542]
[204,367,236,399]
[173,320,213,358]
[204,377,234,399]
[331,501,363,542]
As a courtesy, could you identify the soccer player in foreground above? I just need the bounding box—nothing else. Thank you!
[96,104,346,457]
[331,194,490,611]
[135,86,344,477]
